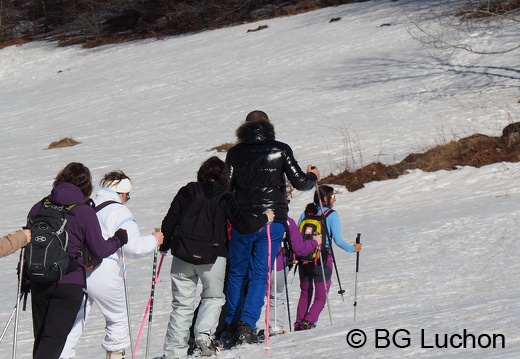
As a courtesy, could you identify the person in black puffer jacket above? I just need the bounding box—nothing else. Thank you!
[222,110,320,346]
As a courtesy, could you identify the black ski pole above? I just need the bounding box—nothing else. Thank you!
[283,265,292,332]
[145,248,159,359]
[328,240,345,300]
[12,248,25,359]
[353,233,361,321]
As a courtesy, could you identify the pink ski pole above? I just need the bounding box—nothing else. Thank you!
[264,223,272,354]
[133,250,165,356]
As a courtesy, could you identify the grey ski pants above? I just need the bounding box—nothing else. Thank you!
[163,256,226,359]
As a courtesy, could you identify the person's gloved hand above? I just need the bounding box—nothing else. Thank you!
[158,242,169,254]
[114,228,128,247]
[17,264,30,294]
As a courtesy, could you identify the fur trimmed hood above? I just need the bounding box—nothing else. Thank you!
[235,119,275,144]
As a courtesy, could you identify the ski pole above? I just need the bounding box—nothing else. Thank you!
[328,241,345,301]
[273,255,277,334]
[121,247,135,359]
[353,233,361,322]
[317,249,333,325]
[133,249,165,356]
[0,293,23,344]
[145,248,159,359]
[12,248,24,359]
[264,223,272,353]
[282,255,292,332]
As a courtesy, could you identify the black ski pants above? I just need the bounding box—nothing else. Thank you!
[30,282,84,359]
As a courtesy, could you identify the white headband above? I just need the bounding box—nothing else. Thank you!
[108,178,132,193]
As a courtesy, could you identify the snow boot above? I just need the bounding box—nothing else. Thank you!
[105,350,125,359]
[236,321,259,345]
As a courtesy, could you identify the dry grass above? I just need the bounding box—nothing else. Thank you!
[209,142,235,152]
[322,132,520,192]
[47,137,82,149]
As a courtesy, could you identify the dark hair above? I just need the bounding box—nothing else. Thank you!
[53,162,94,200]
[197,156,230,189]
[100,170,131,188]
[245,110,269,122]
[305,185,334,213]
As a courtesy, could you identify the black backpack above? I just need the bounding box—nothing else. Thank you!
[296,209,334,265]
[24,198,78,284]
[172,183,224,265]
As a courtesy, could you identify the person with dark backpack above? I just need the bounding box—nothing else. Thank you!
[293,185,361,331]
[25,162,128,359]
[156,156,274,359]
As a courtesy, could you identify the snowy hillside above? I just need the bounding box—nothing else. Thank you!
[0,0,519,358]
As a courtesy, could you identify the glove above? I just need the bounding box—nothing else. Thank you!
[158,242,169,253]
[17,262,30,294]
[114,228,128,247]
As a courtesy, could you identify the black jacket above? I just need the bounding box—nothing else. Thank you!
[159,181,267,256]
[225,119,317,221]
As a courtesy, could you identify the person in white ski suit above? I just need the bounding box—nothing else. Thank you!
[60,170,164,359]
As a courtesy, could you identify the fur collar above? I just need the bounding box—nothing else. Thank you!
[235,119,275,144]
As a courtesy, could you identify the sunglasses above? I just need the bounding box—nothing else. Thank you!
[118,192,130,201]
[330,194,336,199]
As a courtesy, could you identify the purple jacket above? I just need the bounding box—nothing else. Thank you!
[26,183,122,285]
[274,217,319,271]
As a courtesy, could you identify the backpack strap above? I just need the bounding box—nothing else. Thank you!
[94,200,120,212]
[320,209,335,249]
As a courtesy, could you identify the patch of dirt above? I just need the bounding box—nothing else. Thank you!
[322,132,520,192]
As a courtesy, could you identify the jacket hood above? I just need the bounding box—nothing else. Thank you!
[236,119,275,144]
[184,181,226,200]
[48,182,87,205]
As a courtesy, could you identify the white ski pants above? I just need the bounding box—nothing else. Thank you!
[163,256,226,359]
[60,258,129,358]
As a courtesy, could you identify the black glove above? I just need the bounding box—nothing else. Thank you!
[158,242,169,253]
[16,262,31,294]
[114,228,128,247]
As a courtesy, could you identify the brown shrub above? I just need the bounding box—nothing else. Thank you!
[322,132,520,192]
[209,142,234,152]
[47,137,82,149]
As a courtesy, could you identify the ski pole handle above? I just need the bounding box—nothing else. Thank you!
[355,233,361,272]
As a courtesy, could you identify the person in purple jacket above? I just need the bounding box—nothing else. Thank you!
[267,216,322,335]
[25,162,128,359]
